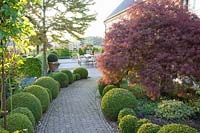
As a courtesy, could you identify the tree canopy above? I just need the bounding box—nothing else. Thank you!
[27,0,96,45]
[83,36,103,46]
[97,0,200,100]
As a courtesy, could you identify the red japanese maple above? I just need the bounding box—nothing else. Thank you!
[97,0,200,100]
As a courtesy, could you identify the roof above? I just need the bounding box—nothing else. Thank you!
[105,0,135,21]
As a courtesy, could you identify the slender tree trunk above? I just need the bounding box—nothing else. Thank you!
[36,45,39,55]
[1,40,7,129]
[42,0,47,75]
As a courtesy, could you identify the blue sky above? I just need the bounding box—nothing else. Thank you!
[84,0,123,37]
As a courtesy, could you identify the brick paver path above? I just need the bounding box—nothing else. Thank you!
[37,66,113,133]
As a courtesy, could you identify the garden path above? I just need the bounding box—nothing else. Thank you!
[37,59,113,133]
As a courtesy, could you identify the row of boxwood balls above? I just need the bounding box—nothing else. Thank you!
[0,67,88,133]
[100,85,199,133]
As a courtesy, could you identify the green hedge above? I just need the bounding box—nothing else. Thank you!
[20,57,42,77]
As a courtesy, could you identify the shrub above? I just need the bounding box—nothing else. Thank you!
[136,98,158,116]
[96,0,200,100]
[128,85,145,99]
[33,76,59,99]
[118,108,136,122]
[155,100,195,120]
[102,85,117,96]
[136,118,151,131]
[45,87,52,101]
[188,98,200,114]
[101,88,137,121]
[75,73,81,80]
[51,72,69,88]
[11,107,35,126]
[73,67,88,79]
[24,85,50,112]
[61,69,74,84]
[20,57,42,77]
[47,53,58,62]
[98,79,107,96]
[7,92,42,122]
[0,113,34,133]
[55,48,72,59]
[137,123,160,133]
[119,115,138,133]
[0,128,9,133]
[157,124,198,133]
[73,74,76,81]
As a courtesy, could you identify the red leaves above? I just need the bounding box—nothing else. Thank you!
[97,0,200,100]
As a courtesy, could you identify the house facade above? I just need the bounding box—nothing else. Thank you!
[104,0,200,30]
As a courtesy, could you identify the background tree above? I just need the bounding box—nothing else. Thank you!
[83,36,103,46]
[97,0,200,100]
[0,0,35,129]
[26,0,96,75]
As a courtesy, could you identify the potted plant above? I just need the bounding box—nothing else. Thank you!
[47,53,59,72]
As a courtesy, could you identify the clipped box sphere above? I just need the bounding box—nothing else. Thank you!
[7,92,42,122]
[118,108,136,122]
[0,113,34,133]
[52,72,69,88]
[61,69,74,84]
[137,123,160,133]
[33,76,59,99]
[101,88,137,121]
[102,85,117,96]
[73,67,88,79]
[11,107,35,126]
[24,85,50,112]
[119,115,138,133]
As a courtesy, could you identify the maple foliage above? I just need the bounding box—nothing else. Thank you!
[97,0,200,100]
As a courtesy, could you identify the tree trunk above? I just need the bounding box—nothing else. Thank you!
[36,45,39,55]
[1,40,7,129]
[42,0,47,75]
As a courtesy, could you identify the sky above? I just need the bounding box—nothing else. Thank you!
[84,0,123,37]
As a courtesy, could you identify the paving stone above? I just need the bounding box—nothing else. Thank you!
[36,59,113,133]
